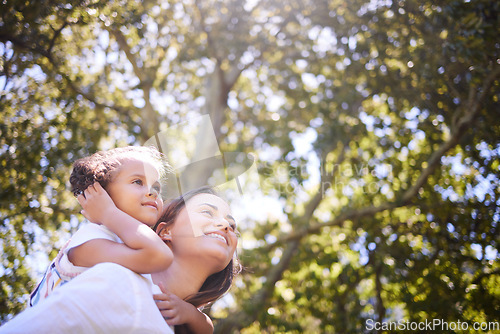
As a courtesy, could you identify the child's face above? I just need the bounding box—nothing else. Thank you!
[106,158,163,227]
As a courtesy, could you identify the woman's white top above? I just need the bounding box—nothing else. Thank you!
[1,262,173,333]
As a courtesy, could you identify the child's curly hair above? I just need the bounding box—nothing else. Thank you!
[70,146,169,197]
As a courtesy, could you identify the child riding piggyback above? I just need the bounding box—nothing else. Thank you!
[30,146,173,306]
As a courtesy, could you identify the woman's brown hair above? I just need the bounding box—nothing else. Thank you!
[154,186,242,308]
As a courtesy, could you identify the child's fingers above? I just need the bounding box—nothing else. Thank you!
[93,182,105,193]
[82,182,100,199]
[165,315,182,326]
[153,293,169,301]
[153,293,165,300]
[88,182,98,193]
[158,288,178,301]
[83,182,99,195]
[155,300,172,310]
[154,289,179,305]
[83,187,93,199]
[157,284,179,300]
[76,194,86,205]
[160,310,181,325]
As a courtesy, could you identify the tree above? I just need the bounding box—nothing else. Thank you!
[1,0,499,332]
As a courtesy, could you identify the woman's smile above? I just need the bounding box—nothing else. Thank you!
[204,231,228,245]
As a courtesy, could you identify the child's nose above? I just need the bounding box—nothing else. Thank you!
[147,188,159,198]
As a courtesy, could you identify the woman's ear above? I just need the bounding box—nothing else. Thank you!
[157,222,172,242]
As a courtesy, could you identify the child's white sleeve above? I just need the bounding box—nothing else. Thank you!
[58,223,123,277]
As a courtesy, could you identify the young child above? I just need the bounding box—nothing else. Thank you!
[29,146,214,333]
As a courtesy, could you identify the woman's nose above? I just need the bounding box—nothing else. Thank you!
[215,220,230,231]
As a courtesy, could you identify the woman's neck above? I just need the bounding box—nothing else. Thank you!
[151,259,208,300]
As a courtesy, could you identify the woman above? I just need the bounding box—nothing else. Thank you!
[152,187,241,333]
[0,187,241,334]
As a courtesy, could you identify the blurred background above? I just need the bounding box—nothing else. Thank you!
[1,0,499,332]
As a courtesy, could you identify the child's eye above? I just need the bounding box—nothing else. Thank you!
[201,210,213,217]
[153,185,161,192]
[133,179,143,185]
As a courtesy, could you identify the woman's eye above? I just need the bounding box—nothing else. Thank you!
[133,179,143,185]
[153,185,161,192]
[229,224,240,236]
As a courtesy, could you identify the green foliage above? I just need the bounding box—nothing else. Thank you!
[1,0,499,331]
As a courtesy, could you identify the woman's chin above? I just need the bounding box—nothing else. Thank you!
[188,248,232,273]
[208,259,232,275]
[205,249,232,269]
[173,237,234,273]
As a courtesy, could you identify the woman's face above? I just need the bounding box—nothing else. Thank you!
[162,193,238,274]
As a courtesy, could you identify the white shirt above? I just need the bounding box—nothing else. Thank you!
[30,223,124,306]
[1,262,173,334]
[59,223,123,276]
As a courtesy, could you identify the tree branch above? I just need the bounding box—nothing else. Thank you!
[263,64,500,250]
[374,264,386,321]
[215,146,345,331]
[48,21,69,55]
[304,144,346,223]
[54,66,132,116]
[106,24,160,139]
[1,28,136,119]
[222,66,495,325]
[472,268,500,285]
[0,34,52,60]
[107,27,149,83]
[404,64,500,205]
[193,0,222,66]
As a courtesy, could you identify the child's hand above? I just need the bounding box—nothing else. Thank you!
[154,282,198,326]
[77,182,116,224]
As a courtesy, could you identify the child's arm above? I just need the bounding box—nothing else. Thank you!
[69,182,173,274]
[154,283,214,334]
